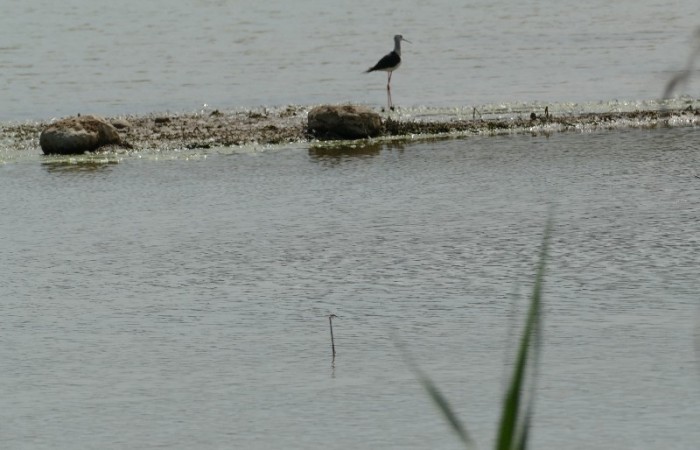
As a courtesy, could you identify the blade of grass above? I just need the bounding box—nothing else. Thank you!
[417,371,474,448]
[402,218,551,450]
[397,340,474,449]
[495,219,551,450]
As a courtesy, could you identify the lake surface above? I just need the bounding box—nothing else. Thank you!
[1,0,700,121]
[2,127,700,449]
[2,0,700,449]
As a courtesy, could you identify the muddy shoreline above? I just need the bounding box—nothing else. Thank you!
[2,105,699,153]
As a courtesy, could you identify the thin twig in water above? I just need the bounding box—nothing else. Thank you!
[328,314,338,358]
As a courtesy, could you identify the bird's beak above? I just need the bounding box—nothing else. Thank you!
[403,38,411,44]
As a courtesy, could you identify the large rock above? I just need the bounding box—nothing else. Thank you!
[308,105,383,139]
[40,115,121,155]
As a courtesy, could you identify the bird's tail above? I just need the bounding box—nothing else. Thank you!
[364,67,374,73]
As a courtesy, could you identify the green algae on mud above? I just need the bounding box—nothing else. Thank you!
[2,103,699,153]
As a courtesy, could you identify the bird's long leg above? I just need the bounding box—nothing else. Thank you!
[387,72,393,109]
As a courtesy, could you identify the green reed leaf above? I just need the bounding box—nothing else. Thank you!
[495,218,550,450]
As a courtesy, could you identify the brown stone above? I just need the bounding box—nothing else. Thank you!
[40,115,121,155]
[308,105,383,139]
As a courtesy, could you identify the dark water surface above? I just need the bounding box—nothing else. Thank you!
[2,127,699,449]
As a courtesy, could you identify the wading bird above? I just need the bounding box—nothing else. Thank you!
[365,35,410,109]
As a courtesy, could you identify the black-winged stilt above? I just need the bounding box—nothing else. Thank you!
[365,35,410,109]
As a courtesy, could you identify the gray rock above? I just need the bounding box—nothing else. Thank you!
[40,115,121,155]
[110,118,132,130]
[308,105,382,139]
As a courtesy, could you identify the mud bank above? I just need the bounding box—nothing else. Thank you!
[2,105,699,153]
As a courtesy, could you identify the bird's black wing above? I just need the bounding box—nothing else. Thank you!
[366,51,401,72]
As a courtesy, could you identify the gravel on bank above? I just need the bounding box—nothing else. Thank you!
[2,105,699,153]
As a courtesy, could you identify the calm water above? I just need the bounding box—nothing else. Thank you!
[1,0,700,120]
[2,127,700,449]
[2,1,700,449]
